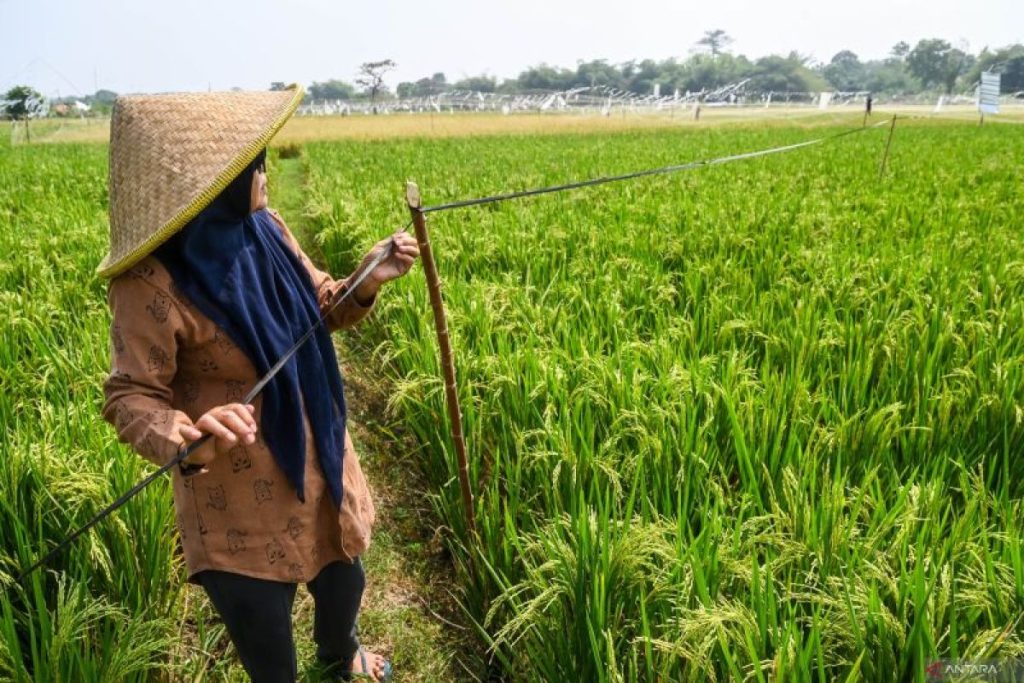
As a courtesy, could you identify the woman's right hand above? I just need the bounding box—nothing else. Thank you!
[178,403,257,466]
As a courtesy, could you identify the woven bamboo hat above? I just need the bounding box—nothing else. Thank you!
[97,84,304,278]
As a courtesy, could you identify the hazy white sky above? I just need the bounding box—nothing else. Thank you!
[2,0,1021,97]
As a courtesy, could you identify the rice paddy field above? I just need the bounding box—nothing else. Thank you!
[2,112,1024,681]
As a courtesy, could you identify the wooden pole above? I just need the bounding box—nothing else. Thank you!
[406,182,476,535]
[878,114,897,179]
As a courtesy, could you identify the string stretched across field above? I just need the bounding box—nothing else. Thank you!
[420,118,892,214]
[17,118,893,580]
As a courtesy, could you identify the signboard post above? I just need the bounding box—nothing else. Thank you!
[978,72,1001,125]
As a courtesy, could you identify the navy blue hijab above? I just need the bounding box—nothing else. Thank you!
[155,150,347,508]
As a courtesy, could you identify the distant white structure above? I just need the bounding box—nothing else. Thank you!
[291,81,932,118]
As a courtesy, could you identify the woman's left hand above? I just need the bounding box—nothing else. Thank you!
[354,231,420,302]
[369,231,419,284]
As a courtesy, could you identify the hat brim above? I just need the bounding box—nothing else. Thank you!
[97,85,304,278]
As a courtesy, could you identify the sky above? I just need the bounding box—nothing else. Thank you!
[2,0,1022,98]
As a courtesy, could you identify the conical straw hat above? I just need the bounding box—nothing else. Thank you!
[97,84,304,278]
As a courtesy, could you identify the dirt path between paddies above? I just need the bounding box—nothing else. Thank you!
[273,151,476,682]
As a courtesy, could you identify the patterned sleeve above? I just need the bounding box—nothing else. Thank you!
[102,273,195,467]
[266,209,376,332]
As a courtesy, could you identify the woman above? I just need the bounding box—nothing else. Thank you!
[99,86,416,682]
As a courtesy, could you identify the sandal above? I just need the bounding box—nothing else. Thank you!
[355,645,393,683]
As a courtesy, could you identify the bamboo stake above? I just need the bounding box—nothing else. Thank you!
[406,182,477,535]
[878,113,897,179]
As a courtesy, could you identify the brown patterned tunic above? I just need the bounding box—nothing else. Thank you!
[102,209,377,584]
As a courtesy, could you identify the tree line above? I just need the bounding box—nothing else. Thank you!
[5,32,1023,121]
[301,33,1023,102]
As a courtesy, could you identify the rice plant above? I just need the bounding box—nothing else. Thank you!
[305,121,1024,681]
[2,119,1023,681]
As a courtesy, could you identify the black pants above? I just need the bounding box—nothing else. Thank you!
[198,559,365,683]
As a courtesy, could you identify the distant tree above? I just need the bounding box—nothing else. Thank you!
[862,59,916,94]
[1004,55,1024,92]
[890,41,911,61]
[697,29,733,58]
[93,89,118,104]
[395,72,452,98]
[3,85,45,119]
[452,75,497,92]
[956,50,977,89]
[3,85,45,141]
[469,42,990,99]
[575,59,623,89]
[655,58,685,92]
[673,53,751,93]
[823,50,865,91]
[495,78,521,94]
[622,58,660,94]
[517,63,575,91]
[356,59,397,108]
[308,79,356,101]
[418,77,440,96]
[269,82,288,91]
[907,39,969,93]
[964,44,1024,91]
[788,51,816,68]
[748,53,826,92]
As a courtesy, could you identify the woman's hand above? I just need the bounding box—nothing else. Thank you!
[353,231,420,303]
[178,403,257,466]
